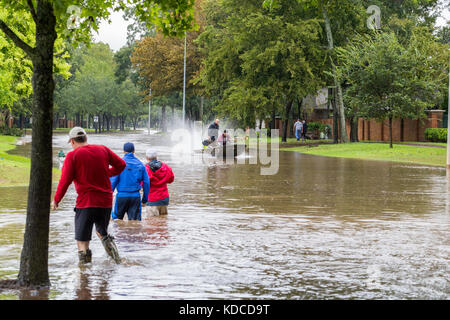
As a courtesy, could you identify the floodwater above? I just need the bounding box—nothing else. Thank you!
[0,131,448,299]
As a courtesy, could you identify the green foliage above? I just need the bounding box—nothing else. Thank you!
[114,45,134,84]
[424,128,447,142]
[0,125,24,137]
[307,121,326,133]
[337,30,449,122]
[0,5,69,113]
[198,0,326,128]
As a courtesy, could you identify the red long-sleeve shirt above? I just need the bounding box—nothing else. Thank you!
[54,144,126,209]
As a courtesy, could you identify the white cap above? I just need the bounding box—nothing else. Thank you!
[68,127,87,142]
[146,149,158,159]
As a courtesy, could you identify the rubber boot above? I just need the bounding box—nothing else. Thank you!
[78,249,92,264]
[101,235,121,264]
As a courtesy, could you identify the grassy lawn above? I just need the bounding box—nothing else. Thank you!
[52,128,140,134]
[0,135,60,187]
[365,140,447,147]
[282,142,447,167]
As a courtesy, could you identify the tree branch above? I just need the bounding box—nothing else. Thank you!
[27,0,38,23]
[0,19,35,58]
[54,50,68,59]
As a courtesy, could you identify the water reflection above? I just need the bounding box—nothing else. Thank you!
[111,217,169,249]
[18,288,49,300]
[75,268,110,300]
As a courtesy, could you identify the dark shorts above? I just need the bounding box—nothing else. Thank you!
[74,207,111,241]
[112,197,142,221]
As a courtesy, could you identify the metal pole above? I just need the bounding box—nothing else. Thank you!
[148,86,151,135]
[182,31,187,128]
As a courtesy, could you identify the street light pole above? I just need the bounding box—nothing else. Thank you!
[148,86,151,135]
[182,31,187,128]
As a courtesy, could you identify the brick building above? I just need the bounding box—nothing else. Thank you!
[268,88,447,142]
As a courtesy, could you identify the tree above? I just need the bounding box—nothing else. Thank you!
[118,78,146,130]
[131,0,205,129]
[114,44,134,84]
[0,6,69,124]
[261,0,366,142]
[198,0,326,140]
[336,30,449,148]
[0,0,195,288]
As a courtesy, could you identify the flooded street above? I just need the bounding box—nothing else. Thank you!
[0,131,449,299]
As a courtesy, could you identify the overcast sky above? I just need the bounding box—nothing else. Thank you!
[92,10,129,52]
[93,6,450,52]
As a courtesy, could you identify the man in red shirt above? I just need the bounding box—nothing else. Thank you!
[52,127,126,264]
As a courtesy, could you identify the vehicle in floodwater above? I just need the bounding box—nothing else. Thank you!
[199,139,246,158]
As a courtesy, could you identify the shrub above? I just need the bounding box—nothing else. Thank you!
[307,122,326,133]
[424,128,447,142]
[0,125,24,137]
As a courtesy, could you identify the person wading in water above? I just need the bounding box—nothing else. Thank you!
[143,149,174,217]
[110,142,150,221]
[52,127,126,265]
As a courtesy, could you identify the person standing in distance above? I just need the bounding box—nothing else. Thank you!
[52,127,126,265]
[208,119,220,142]
[110,142,150,221]
[293,119,303,142]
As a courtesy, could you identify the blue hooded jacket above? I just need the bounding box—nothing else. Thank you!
[110,152,150,203]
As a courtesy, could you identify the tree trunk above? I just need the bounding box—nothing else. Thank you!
[3,110,9,125]
[103,114,107,131]
[282,100,293,142]
[297,98,302,120]
[350,117,359,142]
[121,115,125,131]
[161,105,167,132]
[323,7,348,143]
[19,114,24,130]
[200,96,204,123]
[17,0,57,288]
[94,115,98,133]
[332,88,339,144]
[389,116,393,148]
[54,112,59,128]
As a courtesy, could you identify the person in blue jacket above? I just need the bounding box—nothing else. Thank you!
[110,142,150,221]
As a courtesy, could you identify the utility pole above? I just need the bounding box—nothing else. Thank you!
[148,86,151,135]
[182,31,187,128]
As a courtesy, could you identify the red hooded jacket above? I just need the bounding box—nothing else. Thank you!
[144,161,174,202]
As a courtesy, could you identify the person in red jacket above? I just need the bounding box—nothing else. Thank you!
[143,149,174,217]
[52,127,126,264]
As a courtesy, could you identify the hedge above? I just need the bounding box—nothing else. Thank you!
[424,128,447,142]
